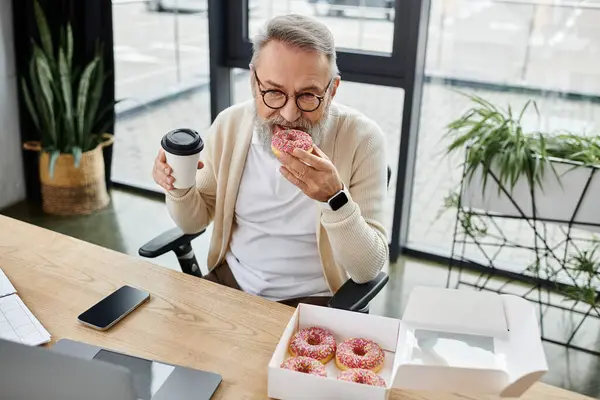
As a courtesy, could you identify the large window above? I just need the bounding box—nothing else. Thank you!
[408,0,600,264]
[110,0,211,190]
[248,0,396,53]
[223,0,418,88]
[425,0,600,95]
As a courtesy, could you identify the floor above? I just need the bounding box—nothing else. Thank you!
[2,189,599,398]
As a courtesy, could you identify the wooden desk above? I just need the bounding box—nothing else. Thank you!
[0,215,590,400]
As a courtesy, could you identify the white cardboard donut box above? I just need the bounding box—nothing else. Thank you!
[267,286,548,400]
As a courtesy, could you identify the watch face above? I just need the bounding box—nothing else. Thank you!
[329,191,349,211]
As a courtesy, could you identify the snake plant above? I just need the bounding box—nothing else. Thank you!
[20,1,114,178]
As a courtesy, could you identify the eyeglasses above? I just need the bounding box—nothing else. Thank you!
[253,70,333,113]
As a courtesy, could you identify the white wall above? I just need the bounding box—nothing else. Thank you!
[0,0,26,209]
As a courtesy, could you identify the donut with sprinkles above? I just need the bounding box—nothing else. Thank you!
[335,338,385,372]
[338,368,386,387]
[271,129,313,158]
[280,356,327,377]
[289,326,337,364]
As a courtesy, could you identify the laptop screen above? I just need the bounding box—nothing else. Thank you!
[94,350,175,399]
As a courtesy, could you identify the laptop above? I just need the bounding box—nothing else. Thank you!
[0,338,222,400]
[0,338,136,400]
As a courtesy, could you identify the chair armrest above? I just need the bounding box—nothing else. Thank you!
[138,227,205,258]
[328,272,389,312]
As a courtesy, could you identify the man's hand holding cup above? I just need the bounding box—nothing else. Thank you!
[153,129,204,191]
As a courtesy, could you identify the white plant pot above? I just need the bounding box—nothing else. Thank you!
[460,158,600,233]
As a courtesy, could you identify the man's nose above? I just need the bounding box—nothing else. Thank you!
[279,97,301,123]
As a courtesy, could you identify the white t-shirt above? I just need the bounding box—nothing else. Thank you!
[225,131,331,301]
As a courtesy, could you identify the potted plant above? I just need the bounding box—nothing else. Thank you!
[21,0,114,216]
[442,93,600,309]
[445,93,600,231]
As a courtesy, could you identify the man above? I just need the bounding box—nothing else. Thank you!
[152,14,388,307]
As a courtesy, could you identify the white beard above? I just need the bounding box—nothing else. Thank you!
[253,101,332,157]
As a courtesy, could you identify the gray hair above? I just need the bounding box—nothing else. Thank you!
[250,14,339,78]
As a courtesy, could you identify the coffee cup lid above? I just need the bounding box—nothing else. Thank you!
[161,129,204,156]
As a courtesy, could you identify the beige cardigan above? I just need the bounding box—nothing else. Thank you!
[165,100,389,293]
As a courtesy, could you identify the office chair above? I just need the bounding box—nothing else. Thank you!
[139,166,392,313]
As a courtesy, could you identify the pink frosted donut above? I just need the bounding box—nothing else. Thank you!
[271,129,313,158]
[280,356,327,377]
[289,327,336,363]
[335,338,385,372]
[338,369,386,387]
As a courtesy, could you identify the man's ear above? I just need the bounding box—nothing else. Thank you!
[331,76,341,98]
[249,64,257,96]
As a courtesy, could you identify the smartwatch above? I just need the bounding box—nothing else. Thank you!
[325,188,349,211]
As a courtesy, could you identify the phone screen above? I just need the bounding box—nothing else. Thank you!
[78,285,149,330]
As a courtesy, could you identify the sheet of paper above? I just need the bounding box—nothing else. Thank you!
[0,294,51,346]
[0,268,16,298]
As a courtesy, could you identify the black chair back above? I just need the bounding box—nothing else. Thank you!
[387,165,392,189]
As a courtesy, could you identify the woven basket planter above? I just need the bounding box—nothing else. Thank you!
[23,134,113,216]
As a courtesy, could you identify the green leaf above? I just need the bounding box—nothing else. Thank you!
[83,51,105,143]
[29,57,55,148]
[518,100,531,122]
[28,58,48,138]
[66,24,73,69]
[20,78,41,132]
[34,48,57,144]
[60,28,65,57]
[58,49,76,146]
[72,146,82,168]
[76,58,99,145]
[33,1,54,63]
[48,149,60,179]
[467,93,498,112]
[94,100,120,128]
[532,100,540,118]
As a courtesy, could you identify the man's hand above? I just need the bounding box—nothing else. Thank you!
[278,146,343,202]
[153,149,204,191]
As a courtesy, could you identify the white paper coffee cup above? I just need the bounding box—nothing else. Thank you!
[161,128,204,189]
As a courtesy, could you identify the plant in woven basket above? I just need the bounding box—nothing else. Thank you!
[20,0,114,179]
[20,0,114,216]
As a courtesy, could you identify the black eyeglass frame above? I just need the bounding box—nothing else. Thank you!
[253,69,334,113]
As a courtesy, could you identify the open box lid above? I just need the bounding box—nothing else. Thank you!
[391,287,548,397]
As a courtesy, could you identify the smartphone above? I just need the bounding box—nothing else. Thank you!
[78,285,150,331]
